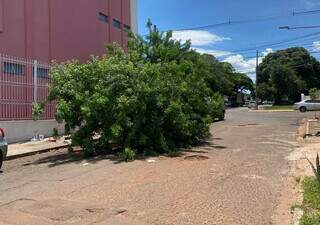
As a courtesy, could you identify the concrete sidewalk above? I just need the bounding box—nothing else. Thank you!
[306,118,320,136]
[6,139,70,160]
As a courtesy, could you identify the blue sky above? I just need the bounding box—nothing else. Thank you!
[138,0,320,79]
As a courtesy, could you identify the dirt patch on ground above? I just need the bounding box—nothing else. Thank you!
[272,118,320,225]
[271,157,302,225]
[2,109,314,225]
[236,123,260,127]
[184,155,209,161]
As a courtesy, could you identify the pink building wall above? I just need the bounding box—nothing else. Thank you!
[0,0,133,63]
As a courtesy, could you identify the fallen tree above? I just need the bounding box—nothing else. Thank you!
[47,22,225,156]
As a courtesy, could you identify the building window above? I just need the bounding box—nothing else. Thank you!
[3,62,25,75]
[98,12,109,23]
[124,24,131,32]
[112,19,121,29]
[33,67,50,78]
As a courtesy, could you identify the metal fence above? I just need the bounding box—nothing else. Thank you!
[0,54,55,121]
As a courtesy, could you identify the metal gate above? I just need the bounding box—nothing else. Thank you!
[0,54,55,121]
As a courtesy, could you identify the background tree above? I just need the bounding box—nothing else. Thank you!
[310,88,320,100]
[258,47,319,103]
[231,72,254,94]
[269,65,299,104]
[256,83,274,102]
[200,54,253,97]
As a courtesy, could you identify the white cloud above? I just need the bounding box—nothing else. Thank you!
[313,41,320,50]
[222,48,273,75]
[192,47,273,80]
[247,72,257,82]
[223,55,260,74]
[262,48,273,57]
[172,30,231,46]
[301,0,320,9]
[193,47,232,57]
[194,48,273,59]
[224,55,260,82]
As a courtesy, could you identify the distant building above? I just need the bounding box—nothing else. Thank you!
[0,0,138,62]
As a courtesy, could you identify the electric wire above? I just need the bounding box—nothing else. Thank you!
[172,8,320,31]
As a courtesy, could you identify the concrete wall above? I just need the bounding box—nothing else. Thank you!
[0,120,64,144]
[301,93,311,101]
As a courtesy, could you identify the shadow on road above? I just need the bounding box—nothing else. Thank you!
[196,139,228,150]
[21,137,227,168]
[22,150,120,168]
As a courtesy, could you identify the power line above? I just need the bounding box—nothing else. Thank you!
[270,35,320,47]
[219,48,320,60]
[140,8,320,36]
[279,25,320,30]
[223,32,320,54]
[295,9,320,15]
[212,40,320,60]
[216,45,320,59]
[227,42,319,56]
[141,8,320,61]
[172,8,320,31]
[309,51,320,54]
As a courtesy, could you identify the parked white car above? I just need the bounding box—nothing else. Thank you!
[293,99,320,112]
[0,128,8,169]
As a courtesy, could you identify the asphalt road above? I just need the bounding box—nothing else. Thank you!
[0,108,313,225]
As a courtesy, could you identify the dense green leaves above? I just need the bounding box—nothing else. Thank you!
[310,88,320,100]
[201,54,253,96]
[32,102,45,121]
[257,47,320,103]
[48,22,228,155]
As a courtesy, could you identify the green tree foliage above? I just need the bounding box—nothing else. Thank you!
[258,47,320,103]
[200,54,253,96]
[256,83,274,101]
[118,148,136,162]
[32,102,45,121]
[232,72,254,94]
[310,88,320,100]
[48,21,225,155]
[270,65,301,104]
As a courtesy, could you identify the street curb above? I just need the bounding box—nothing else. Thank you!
[249,109,294,113]
[5,143,70,161]
[291,118,320,224]
[297,118,308,140]
[304,119,319,137]
[249,110,294,112]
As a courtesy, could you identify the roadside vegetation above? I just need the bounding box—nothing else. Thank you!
[310,88,320,101]
[46,21,252,159]
[257,47,320,105]
[300,177,320,225]
[300,154,320,224]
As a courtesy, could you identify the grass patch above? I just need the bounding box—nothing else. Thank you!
[303,177,320,209]
[118,148,136,162]
[263,105,293,110]
[300,177,320,224]
[301,214,320,225]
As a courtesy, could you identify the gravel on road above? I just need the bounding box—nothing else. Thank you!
[0,108,313,225]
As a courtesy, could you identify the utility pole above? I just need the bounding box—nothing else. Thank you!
[279,25,320,30]
[255,50,259,110]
